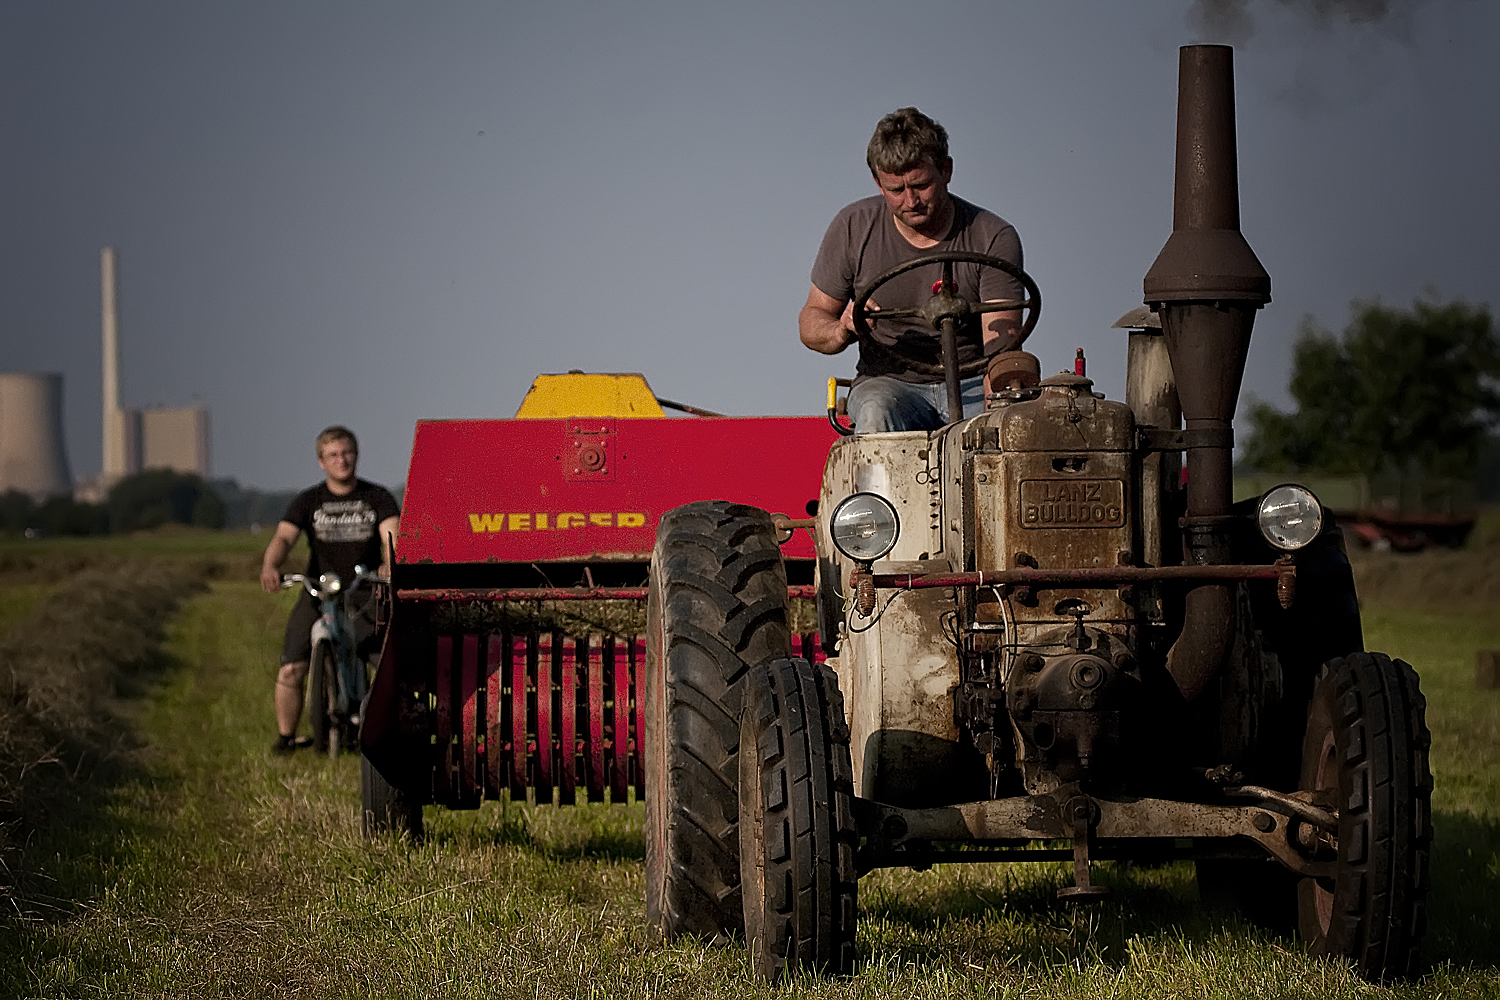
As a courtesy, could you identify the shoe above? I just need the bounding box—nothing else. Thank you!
[272,734,298,755]
[293,736,314,749]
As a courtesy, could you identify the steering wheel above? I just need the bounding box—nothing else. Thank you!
[850,251,1041,378]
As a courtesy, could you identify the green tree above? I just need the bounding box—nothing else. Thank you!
[0,490,107,536]
[1240,297,1500,477]
[39,495,109,535]
[0,491,36,532]
[107,470,227,532]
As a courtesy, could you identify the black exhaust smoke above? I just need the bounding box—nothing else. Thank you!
[1144,44,1270,702]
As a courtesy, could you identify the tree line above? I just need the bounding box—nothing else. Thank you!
[1240,296,1499,486]
[0,470,224,536]
[0,472,298,537]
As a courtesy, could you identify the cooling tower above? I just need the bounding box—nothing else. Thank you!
[142,403,210,476]
[0,372,74,500]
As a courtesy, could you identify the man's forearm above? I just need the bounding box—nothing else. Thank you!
[378,517,400,573]
[262,536,291,572]
[982,312,1024,355]
[799,306,855,355]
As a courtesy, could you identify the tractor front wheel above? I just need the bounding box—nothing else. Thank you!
[1298,652,1432,980]
[644,501,793,942]
[739,657,858,981]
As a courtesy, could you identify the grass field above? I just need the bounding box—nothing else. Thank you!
[0,535,1496,998]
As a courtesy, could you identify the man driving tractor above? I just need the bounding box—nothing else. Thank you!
[798,106,1033,431]
[259,426,400,755]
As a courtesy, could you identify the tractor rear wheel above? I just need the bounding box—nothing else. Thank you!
[644,501,792,942]
[309,640,335,755]
[1298,652,1432,980]
[739,657,857,981]
[361,753,423,841]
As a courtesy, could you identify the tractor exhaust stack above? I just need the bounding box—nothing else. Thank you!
[1144,44,1270,702]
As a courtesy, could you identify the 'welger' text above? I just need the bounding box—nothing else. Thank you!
[468,512,648,532]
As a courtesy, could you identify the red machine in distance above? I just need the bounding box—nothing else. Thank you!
[361,374,836,832]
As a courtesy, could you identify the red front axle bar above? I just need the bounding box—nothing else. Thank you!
[869,563,1289,590]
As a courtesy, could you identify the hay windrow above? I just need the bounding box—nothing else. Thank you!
[0,559,207,903]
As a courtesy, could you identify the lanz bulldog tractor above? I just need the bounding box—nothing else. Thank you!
[644,45,1430,983]
[361,43,1430,987]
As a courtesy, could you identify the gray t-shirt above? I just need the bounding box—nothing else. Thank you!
[811,194,1023,384]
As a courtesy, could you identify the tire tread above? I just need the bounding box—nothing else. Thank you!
[645,502,792,941]
[1301,651,1432,981]
[742,657,857,980]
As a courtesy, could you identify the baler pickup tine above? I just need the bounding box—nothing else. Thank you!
[435,636,455,803]
[611,635,631,803]
[485,634,505,799]
[535,630,556,805]
[511,633,529,801]
[633,635,647,801]
[587,635,606,803]
[460,635,480,803]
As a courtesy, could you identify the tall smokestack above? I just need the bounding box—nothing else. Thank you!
[101,246,125,478]
[99,246,140,480]
[1144,45,1270,703]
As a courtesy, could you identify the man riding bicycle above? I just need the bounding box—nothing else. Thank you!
[259,426,400,755]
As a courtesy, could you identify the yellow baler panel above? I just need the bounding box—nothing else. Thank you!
[514,373,666,419]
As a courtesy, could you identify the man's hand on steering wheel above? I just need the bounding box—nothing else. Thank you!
[838,299,879,347]
[849,250,1041,378]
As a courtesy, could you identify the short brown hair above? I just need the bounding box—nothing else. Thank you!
[866,107,949,176]
[315,425,358,459]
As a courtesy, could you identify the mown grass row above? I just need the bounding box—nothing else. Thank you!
[0,553,1497,997]
[0,558,206,907]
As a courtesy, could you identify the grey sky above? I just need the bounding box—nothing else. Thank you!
[2,0,1495,490]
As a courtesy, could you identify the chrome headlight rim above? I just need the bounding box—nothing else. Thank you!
[317,571,344,594]
[829,491,901,563]
[1256,483,1324,551]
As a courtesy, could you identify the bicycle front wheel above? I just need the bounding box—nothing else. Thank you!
[308,640,336,755]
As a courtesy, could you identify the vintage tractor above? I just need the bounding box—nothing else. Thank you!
[359,372,837,831]
[643,45,1431,983]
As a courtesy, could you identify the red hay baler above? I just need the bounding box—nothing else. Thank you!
[359,373,837,834]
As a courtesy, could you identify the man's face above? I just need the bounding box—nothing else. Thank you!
[318,439,358,482]
[874,157,953,232]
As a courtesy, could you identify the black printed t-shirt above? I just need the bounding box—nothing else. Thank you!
[281,479,400,584]
[811,194,1023,385]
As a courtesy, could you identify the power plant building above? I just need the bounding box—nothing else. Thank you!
[78,246,211,501]
[0,372,74,500]
[141,403,210,477]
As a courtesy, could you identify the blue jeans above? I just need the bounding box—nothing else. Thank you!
[846,375,985,432]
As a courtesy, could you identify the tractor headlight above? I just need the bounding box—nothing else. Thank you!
[1256,485,1323,551]
[318,572,343,594]
[830,492,900,562]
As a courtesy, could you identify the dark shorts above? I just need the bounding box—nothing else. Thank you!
[280,592,382,666]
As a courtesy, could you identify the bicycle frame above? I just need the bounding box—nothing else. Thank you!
[284,567,387,742]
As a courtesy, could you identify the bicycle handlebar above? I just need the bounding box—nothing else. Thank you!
[280,569,390,599]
